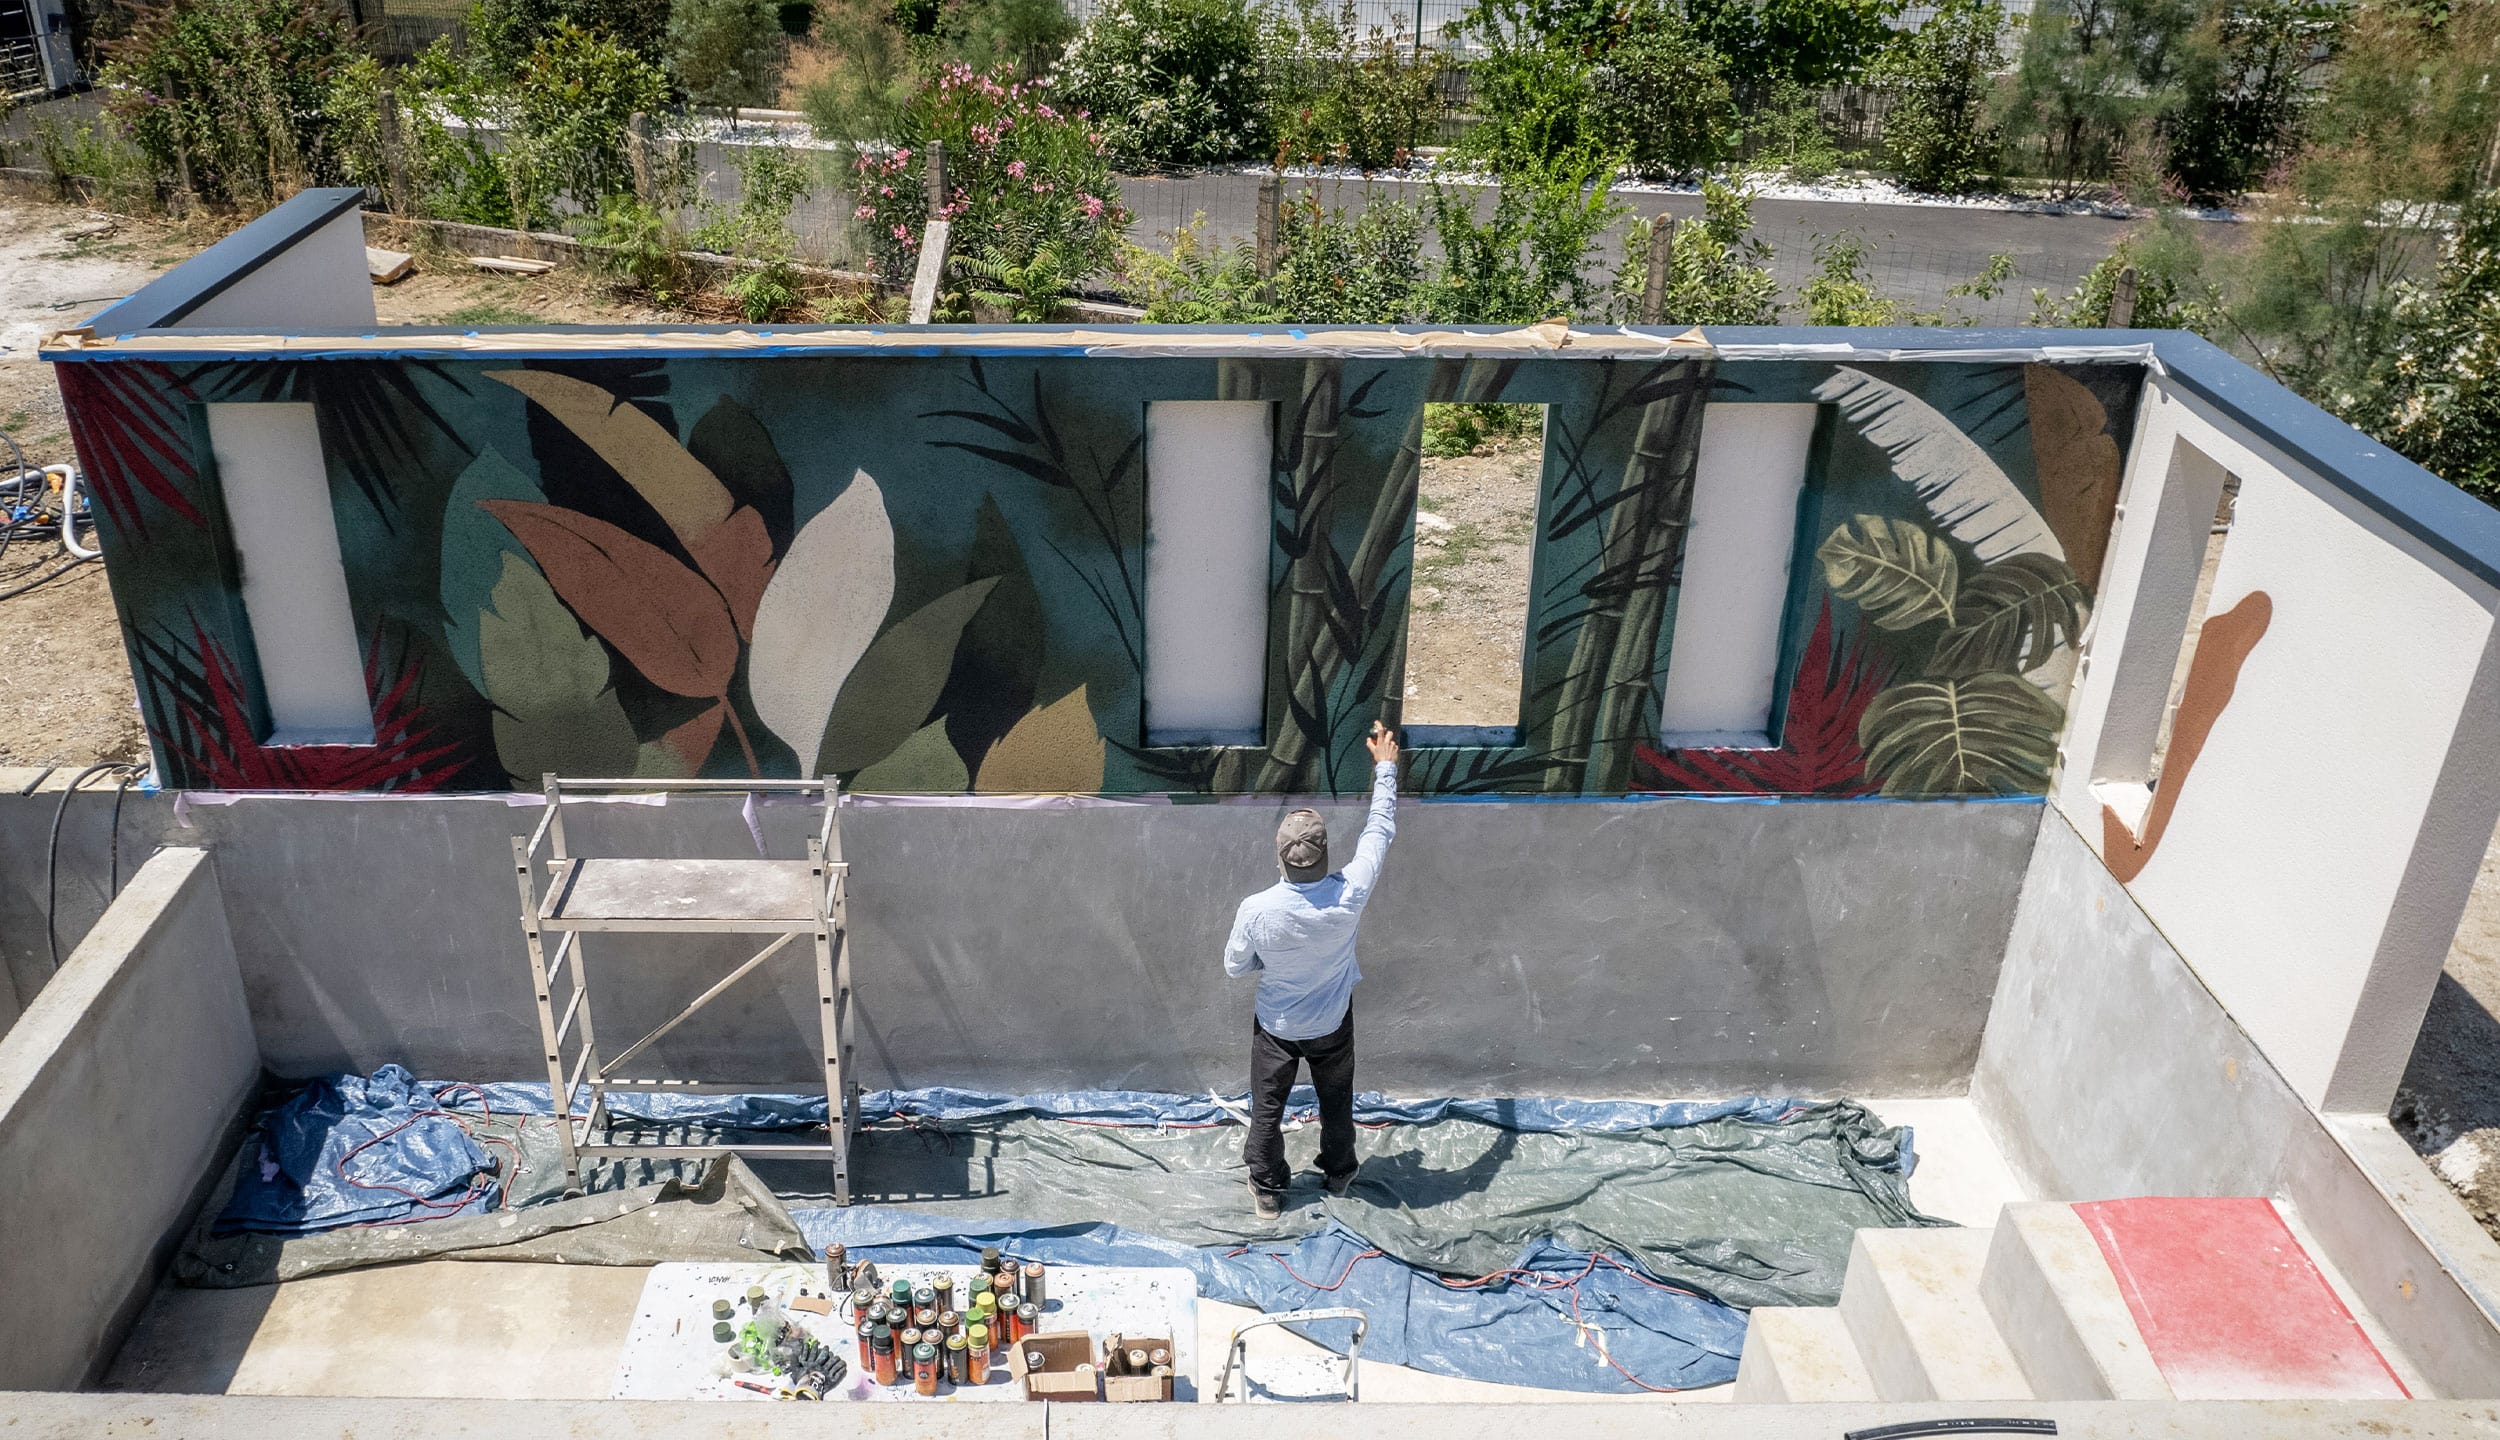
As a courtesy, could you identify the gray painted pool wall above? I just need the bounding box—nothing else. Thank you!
[0,791,2037,1096]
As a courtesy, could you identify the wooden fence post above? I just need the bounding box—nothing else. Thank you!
[378,88,409,215]
[909,219,952,324]
[1255,176,1281,279]
[924,140,947,218]
[627,112,653,206]
[2109,265,2140,329]
[1639,215,1675,326]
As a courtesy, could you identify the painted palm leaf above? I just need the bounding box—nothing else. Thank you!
[1818,515,1960,630]
[1859,673,2063,796]
[1813,367,2064,564]
[1931,553,2089,677]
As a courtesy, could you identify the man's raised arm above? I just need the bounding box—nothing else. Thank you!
[1341,723,1400,907]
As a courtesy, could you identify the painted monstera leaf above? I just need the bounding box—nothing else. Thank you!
[1819,515,1960,631]
[975,685,1106,793]
[1931,552,2089,678]
[1859,673,2063,796]
[477,552,639,785]
[1813,367,2064,565]
[748,471,897,767]
[817,578,1001,775]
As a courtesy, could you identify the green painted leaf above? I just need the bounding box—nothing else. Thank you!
[477,552,638,786]
[852,720,972,793]
[687,395,795,553]
[441,446,544,693]
[816,577,1003,775]
[1931,552,2089,678]
[1858,673,2063,796]
[1818,515,1961,631]
[940,495,1047,770]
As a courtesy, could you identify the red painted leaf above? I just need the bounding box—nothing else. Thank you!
[1635,600,1890,796]
[480,500,740,699]
[686,505,778,640]
[170,626,468,791]
[663,702,729,771]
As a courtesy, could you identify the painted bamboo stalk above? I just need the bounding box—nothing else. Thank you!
[1255,359,1347,792]
[1540,360,1711,792]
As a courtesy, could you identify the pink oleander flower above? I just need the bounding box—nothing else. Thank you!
[892,224,910,240]
[1007,159,1026,178]
[1082,194,1104,219]
[855,204,875,218]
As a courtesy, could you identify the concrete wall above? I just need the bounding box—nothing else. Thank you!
[0,847,259,1391]
[1974,810,2500,1397]
[0,789,2036,1096]
[2053,376,2500,1111]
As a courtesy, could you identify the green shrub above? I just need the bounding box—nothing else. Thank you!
[669,0,785,109]
[1116,217,1273,320]
[852,62,1127,285]
[1993,0,2198,195]
[102,0,367,206]
[2356,187,2500,502]
[693,141,814,255]
[1421,400,1540,456]
[1799,229,1910,325]
[31,115,154,207]
[467,0,671,77]
[1427,153,1622,323]
[944,0,1077,82]
[1876,0,2004,195]
[1686,0,1903,90]
[1613,180,1781,324]
[1050,0,1269,166]
[1747,78,1841,182]
[2161,0,2338,203]
[722,257,808,319]
[407,15,671,229]
[797,0,921,143]
[1446,9,1594,175]
[1268,0,1443,172]
[955,238,1084,319]
[583,193,692,300]
[1273,193,1428,320]
[2030,223,2212,328]
[1587,5,1737,182]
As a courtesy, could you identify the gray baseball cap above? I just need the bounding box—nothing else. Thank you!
[1277,809,1329,882]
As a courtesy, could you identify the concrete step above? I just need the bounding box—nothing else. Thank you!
[1838,1227,2034,1402]
[1731,1307,1877,1403]
[1979,1201,2171,1399]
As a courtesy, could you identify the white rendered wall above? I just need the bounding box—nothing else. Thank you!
[205,403,375,744]
[1659,402,1819,745]
[2054,378,2500,1110]
[1143,400,1271,742]
[178,209,376,331]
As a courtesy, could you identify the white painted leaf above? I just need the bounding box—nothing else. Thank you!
[1813,367,2063,564]
[747,470,896,765]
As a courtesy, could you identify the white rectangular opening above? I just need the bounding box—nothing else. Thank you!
[1405,402,1546,743]
[1657,402,1819,747]
[204,402,375,744]
[1143,400,1271,744]
[2090,436,2234,793]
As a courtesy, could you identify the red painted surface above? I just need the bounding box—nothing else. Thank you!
[2073,1197,2409,1400]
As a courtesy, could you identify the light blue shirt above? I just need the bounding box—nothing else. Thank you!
[1223,762,1398,1041]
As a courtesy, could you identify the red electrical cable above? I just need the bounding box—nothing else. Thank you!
[332,1081,522,1227]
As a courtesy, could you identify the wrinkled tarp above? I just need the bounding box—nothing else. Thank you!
[217,1066,499,1234]
[794,1208,1750,1393]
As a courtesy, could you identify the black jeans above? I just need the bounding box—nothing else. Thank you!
[1245,1006,1357,1197]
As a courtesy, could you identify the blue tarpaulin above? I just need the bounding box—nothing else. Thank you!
[215,1066,502,1236]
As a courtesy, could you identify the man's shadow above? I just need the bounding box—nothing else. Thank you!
[1335,1102,1524,1211]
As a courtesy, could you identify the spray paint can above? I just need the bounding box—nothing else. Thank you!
[1017,1303,1039,1343]
[932,1274,955,1315]
[913,1341,940,1396]
[937,1309,960,1338]
[856,1318,875,1371]
[1127,1348,1147,1374]
[1149,1347,1171,1371]
[712,1321,736,1345]
[1021,1261,1047,1310]
[891,1278,913,1308]
[872,1325,897,1386]
[967,1325,991,1384]
[827,1243,851,1293]
[980,1246,1002,1277]
[945,1331,969,1385]
[912,1283,936,1312]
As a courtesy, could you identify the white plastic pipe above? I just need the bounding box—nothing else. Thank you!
[50,467,98,560]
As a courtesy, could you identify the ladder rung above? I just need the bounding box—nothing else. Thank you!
[553,983,587,1046]
[544,930,577,989]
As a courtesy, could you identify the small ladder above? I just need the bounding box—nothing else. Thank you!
[512,774,859,1205]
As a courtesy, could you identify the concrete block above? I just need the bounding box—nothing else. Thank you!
[1980,1202,2169,1399]
[1839,1227,2034,1402]
[1732,1307,1876,1402]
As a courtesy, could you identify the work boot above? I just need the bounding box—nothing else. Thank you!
[1323,1170,1356,1198]
[1250,1183,1285,1219]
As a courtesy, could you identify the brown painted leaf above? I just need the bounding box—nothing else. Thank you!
[2025,365,2121,591]
[480,499,740,700]
[817,578,1001,775]
[687,505,777,639]
[974,684,1106,794]
[487,370,733,550]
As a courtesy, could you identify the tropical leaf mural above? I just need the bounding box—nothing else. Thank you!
[1859,675,2064,796]
[1818,516,1961,631]
[747,471,897,766]
[477,552,638,785]
[1635,602,1888,796]
[1813,367,2066,564]
[132,622,468,791]
[977,685,1107,793]
[1932,552,2089,677]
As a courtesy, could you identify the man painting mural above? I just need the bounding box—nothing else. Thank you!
[1223,722,1401,1217]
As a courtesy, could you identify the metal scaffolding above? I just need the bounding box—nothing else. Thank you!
[513,775,858,1206]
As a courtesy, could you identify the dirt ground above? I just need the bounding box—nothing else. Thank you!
[0,192,664,767]
[1405,434,1539,727]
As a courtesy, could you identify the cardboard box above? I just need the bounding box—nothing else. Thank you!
[1100,1334,1176,1402]
[1008,1330,1098,1401]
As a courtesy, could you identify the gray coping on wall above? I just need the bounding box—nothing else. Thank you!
[81,188,365,335]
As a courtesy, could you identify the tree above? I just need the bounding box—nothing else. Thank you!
[1994,0,2201,194]
[1878,0,2006,194]
[669,0,785,109]
[2163,0,2342,201]
[2353,187,2500,501]
[1588,3,1738,181]
[1684,0,1903,88]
